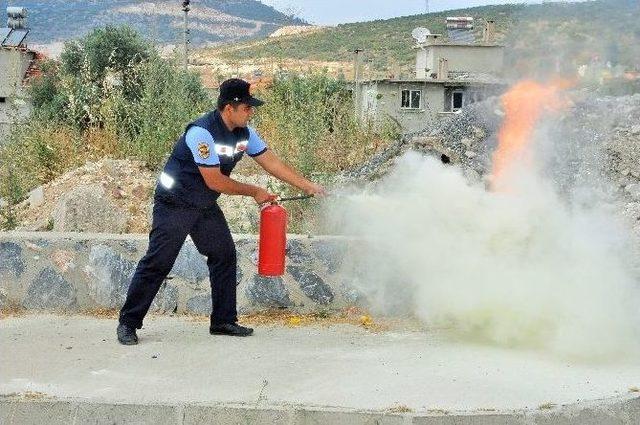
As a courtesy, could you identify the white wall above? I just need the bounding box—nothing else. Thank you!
[360,81,446,133]
[0,48,35,144]
[416,44,504,77]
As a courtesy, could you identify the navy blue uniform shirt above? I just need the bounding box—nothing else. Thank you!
[155,110,267,209]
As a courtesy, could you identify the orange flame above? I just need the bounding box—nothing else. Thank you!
[490,79,572,191]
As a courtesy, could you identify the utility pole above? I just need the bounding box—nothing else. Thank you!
[425,0,429,14]
[182,0,190,71]
[353,48,363,119]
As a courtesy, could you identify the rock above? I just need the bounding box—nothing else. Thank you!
[28,186,44,207]
[0,290,8,308]
[150,282,178,314]
[110,187,126,199]
[631,125,640,135]
[625,183,640,200]
[236,239,259,265]
[23,267,77,310]
[311,240,345,274]
[472,126,486,139]
[463,167,482,183]
[0,197,6,208]
[236,264,244,285]
[286,239,312,264]
[85,244,176,311]
[340,281,365,305]
[622,168,631,176]
[185,293,212,315]
[170,240,209,284]
[288,265,334,305]
[25,241,44,251]
[624,202,640,220]
[245,274,291,307]
[51,250,76,273]
[0,242,26,279]
[119,241,139,253]
[132,184,148,199]
[464,150,477,159]
[52,184,127,233]
[85,245,136,308]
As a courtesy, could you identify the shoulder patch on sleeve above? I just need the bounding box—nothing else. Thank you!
[197,142,211,159]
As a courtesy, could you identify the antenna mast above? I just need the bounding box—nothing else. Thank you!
[182,0,190,71]
[425,0,429,14]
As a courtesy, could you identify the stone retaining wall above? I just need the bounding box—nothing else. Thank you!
[0,232,359,316]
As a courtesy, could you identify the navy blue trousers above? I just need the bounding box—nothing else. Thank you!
[119,198,237,329]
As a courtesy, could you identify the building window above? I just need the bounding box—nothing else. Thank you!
[401,89,421,109]
[452,91,463,111]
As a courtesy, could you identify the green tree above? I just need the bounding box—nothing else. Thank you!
[60,25,153,84]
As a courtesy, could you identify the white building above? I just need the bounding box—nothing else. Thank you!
[354,18,506,134]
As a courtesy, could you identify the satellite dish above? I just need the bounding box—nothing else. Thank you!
[411,27,431,43]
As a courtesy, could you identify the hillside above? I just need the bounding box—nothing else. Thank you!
[204,0,640,80]
[7,0,304,50]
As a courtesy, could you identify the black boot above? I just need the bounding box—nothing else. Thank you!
[209,323,253,337]
[117,323,139,345]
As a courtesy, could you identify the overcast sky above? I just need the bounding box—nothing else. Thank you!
[261,1,572,25]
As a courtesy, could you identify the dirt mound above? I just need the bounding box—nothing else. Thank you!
[15,159,156,233]
[13,158,285,235]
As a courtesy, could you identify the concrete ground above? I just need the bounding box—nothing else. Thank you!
[1,314,640,424]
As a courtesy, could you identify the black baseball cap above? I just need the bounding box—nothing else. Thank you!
[218,78,264,107]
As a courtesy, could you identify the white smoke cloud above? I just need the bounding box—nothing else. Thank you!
[328,149,640,361]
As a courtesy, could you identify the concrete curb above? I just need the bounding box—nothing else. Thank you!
[1,395,639,425]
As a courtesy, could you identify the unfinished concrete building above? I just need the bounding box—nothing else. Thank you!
[0,7,36,142]
[355,18,506,134]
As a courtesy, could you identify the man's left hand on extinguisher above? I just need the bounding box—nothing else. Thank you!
[253,187,278,205]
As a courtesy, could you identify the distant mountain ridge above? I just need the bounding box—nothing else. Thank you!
[5,0,304,48]
[211,0,640,80]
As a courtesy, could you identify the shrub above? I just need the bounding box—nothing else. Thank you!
[254,71,396,176]
[252,71,399,233]
[1,25,212,200]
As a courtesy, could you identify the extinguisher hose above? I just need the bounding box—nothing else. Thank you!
[277,194,315,202]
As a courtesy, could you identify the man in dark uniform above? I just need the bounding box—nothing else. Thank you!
[117,78,326,345]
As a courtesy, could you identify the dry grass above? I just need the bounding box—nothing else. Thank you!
[186,306,409,333]
[2,306,425,334]
[538,402,557,410]
[0,391,50,400]
[81,308,120,320]
[386,404,413,413]
[0,306,27,319]
[83,128,122,161]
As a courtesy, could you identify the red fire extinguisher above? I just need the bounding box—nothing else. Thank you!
[258,202,288,276]
[258,194,314,276]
